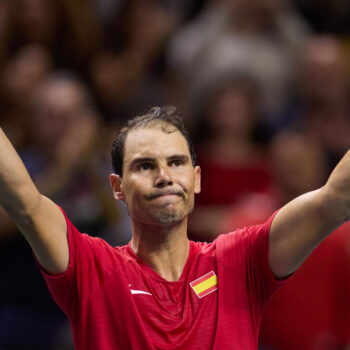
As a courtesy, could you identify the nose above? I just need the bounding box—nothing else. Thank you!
[154,165,173,188]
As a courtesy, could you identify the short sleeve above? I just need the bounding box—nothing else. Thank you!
[36,208,117,317]
[216,211,283,314]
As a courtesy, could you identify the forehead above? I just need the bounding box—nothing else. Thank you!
[123,126,190,162]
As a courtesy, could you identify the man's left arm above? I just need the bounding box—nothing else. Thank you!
[269,150,350,279]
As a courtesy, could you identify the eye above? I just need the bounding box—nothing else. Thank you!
[171,159,184,167]
[139,162,154,171]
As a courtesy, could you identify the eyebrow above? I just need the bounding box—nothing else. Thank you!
[167,154,189,163]
[129,157,155,169]
[129,154,190,169]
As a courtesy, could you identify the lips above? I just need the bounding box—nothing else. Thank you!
[146,190,184,200]
[157,194,178,199]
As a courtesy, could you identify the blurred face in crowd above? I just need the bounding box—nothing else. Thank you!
[2,45,52,104]
[207,84,257,138]
[32,78,88,147]
[270,132,327,198]
[112,124,201,227]
[124,0,175,53]
[299,36,347,103]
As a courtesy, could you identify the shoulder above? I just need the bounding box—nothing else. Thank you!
[216,211,278,246]
[215,212,278,268]
[59,208,133,271]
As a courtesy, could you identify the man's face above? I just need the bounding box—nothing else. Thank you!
[112,125,201,227]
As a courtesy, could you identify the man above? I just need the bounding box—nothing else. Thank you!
[0,106,349,349]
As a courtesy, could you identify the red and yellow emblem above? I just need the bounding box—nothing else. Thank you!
[190,271,218,298]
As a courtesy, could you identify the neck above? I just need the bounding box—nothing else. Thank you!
[130,219,190,282]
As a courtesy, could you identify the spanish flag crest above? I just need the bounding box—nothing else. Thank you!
[190,271,218,299]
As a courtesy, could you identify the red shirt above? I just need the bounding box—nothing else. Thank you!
[38,209,282,349]
[259,223,350,350]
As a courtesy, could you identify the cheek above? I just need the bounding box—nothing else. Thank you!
[123,180,148,206]
[124,191,145,219]
[180,174,197,196]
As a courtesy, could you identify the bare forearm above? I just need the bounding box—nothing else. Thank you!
[269,188,344,278]
[269,150,350,278]
[0,127,69,274]
[0,127,41,216]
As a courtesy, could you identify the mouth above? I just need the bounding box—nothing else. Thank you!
[146,191,184,200]
[157,194,178,199]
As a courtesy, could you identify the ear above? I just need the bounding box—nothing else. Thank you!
[109,174,125,201]
[194,166,201,194]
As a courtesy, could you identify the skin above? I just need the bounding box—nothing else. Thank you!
[0,128,67,274]
[0,124,349,282]
[110,125,201,281]
[269,151,350,278]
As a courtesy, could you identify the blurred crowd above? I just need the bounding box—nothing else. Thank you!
[0,0,350,349]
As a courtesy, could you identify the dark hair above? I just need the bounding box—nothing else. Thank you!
[111,106,196,176]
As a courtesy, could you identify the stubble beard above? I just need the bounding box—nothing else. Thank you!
[127,191,195,228]
[152,197,195,227]
[156,212,181,226]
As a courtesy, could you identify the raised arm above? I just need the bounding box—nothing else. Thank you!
[0,127,68,273]
[269,150,350,279]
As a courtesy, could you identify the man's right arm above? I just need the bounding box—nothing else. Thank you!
[0,128,68,274]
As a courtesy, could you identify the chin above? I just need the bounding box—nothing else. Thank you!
[158,213,180,225]
[152,211,186,227]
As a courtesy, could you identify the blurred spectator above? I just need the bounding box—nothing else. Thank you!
[61,0,103,67]
[299,36,348,108]
[0,44,53,149]
[6,0,102,71]
[28,72,125,234]
[0,73,131,350]
[167,0,310,123]
[189,75,273,241]
[0,44,53,249]
[279,35,350,167]
[219,131,328,231]
[90,0,177,121]
[218,131,350,350]
[260,132,350,350]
